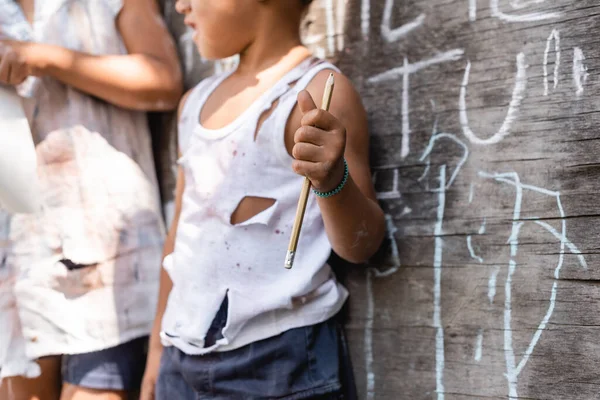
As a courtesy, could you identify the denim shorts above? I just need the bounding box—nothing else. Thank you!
[62,336,148,391]
[156,318,346,400]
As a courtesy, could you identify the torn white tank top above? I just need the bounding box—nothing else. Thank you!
[161,58,349,354]
[0,0,164,377]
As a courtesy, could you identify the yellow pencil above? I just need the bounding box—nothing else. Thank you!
[285,73,335,269]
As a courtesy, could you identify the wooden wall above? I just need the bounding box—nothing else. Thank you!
[157,1,600,398]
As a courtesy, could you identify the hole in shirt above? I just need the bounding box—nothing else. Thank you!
[60,259,96,271]
[204,292,229,348]
[230,197,277,225]
[253,78,301,141]
[254,98,280,141]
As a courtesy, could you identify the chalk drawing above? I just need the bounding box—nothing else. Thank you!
[469,0,477,21]
[467,236,483,263]
[479,171,587,397]
[420,131,469,190]
[573,47,588,97]
[490,0,560,22]
[373,168,401,200]
[361,0,370,40]
[510,0,546,9]
[364,213,402,398]
[460,53,528,145]
[325,0,336,55]
[368,50,464,158]
[373,215,402,277]
[474,329,484,361]
[433,165,447,400]
[381,0,425,43]
[368,50,465,84]
[336,0,346,51]
[543,29,560,96]
[365,269,376,400]
[488,267,499,304]
[479,218,487,235]
[469,183,475,203]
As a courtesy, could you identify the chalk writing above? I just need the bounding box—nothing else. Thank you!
[543,29,560,96]
[368,50,464,158]
[490,0,560,22]
[381,0,425,43]
[479,171,587,397]
[573,47,588,97]
[460,53,528,145]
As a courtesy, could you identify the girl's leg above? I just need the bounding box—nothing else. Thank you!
[0,356,62,400]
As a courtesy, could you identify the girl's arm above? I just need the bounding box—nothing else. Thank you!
[287,71,386,264]
[0,0,182,111]
[140,90,191,400]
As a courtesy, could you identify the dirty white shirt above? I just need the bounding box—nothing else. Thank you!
[0,0,164,378]
[160,58,348,355]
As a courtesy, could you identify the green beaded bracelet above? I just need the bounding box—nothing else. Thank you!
[313,159,349,198]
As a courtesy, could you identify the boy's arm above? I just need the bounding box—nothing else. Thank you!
[141,91,190,400]
[0,0,182,111]
[287,71,386,264]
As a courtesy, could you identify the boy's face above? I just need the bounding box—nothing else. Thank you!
[175,0,259,60]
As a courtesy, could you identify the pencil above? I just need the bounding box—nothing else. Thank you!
[285,73,335,269]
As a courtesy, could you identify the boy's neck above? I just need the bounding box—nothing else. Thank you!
[236,24,310,77]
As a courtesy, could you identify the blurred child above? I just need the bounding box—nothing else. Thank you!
[0,0,182,399]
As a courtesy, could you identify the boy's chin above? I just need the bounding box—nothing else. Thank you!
[196,43,238,62]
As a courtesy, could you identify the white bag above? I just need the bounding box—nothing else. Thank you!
[0,86,40,214]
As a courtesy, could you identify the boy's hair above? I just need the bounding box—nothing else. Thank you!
[301,0,313,6]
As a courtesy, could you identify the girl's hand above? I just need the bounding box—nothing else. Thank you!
[292,90,347,193]
[0,40,38,86]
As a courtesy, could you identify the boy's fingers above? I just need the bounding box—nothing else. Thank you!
[297,90,317,115]
[294,126,326,145]
[292,142,322,162]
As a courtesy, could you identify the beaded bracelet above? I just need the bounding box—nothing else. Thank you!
[313,159,349,198]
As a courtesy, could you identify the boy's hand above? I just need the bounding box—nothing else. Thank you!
[0,40,37,86]
[292,90,347,193]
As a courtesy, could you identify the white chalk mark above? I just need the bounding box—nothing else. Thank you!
[460,53,527,146]
[434,166,447,400]
[401,206,412,217]
[325,0,336,55]
[368,50,464,159]
[488,267,499,304]
[510,0,546,9]
[418,162,431,183]
[401,57,411,158]
[573,47,588,97]
[543,29,560,96]
[373,214,401,277]
[479,218,487,234]
[336,0,346,51]
[368,50,465,83]
[375,168,401,200]
[469,0,477,21]
[479,171,588,396]
[474,329,484,361]
[469,183,475,203]
[534,220,587,273]
[365,269,376,400]
[361,0,370,40]
[490,0,560,22]
[467,236,484,263]
[381,0,425,43]
[420,133,469,190]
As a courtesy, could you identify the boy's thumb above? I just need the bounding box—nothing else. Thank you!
[297,90,318,115]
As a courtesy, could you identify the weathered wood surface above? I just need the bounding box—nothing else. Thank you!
[157,1,600,398]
